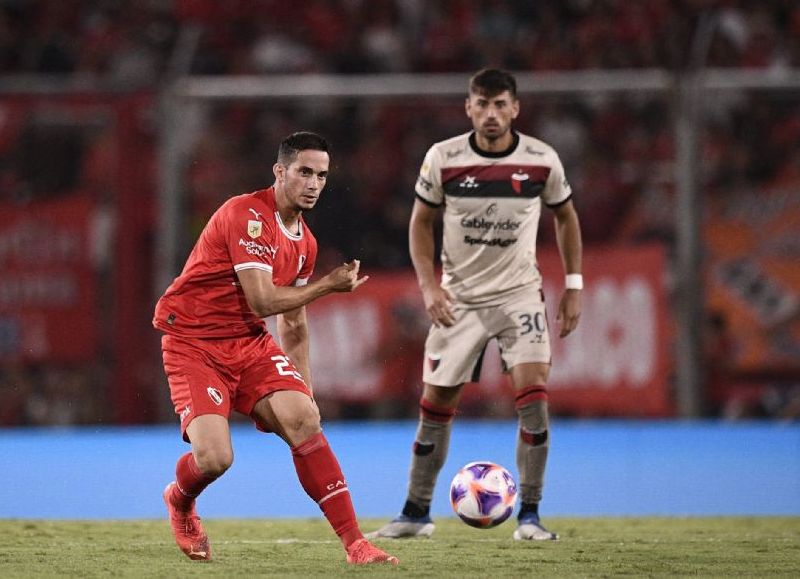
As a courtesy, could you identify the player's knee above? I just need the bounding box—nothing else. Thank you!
[194,446,234,477]
[422,383,462,408]
[514,364,550,385]
[283,403,322,442]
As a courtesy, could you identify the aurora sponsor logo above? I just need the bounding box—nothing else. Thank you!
[463,235,518,247]
[460,216,521,231]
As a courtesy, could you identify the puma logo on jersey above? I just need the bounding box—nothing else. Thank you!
[248,208,265,220]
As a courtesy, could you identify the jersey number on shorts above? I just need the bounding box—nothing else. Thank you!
[271,355,306,383]
[519,312,545,335]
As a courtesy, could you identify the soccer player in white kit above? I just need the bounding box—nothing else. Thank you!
[368,69,583,541]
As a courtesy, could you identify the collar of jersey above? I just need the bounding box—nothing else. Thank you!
[468,130,519,158]
[274,211,303,240]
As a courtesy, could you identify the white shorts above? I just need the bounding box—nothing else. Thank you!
[422,287,551,387]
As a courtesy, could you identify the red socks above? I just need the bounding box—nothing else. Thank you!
[171,452,218,511]
[170,436,363,549]
[292,432,363,548]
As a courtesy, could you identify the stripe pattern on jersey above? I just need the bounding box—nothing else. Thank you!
[442,165,551,199]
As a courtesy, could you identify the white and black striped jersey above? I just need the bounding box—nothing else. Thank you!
[415,130,572,304]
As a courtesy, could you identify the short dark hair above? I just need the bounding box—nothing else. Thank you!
[277,131,330,165]
[469,68,517,99]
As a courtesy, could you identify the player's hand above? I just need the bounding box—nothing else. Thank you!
[325,259,369,292]
[557,289,581,338]
[422,285,456,327]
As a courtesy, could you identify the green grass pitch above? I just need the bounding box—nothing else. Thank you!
[1,517,798,577]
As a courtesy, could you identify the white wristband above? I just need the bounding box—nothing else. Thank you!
[565,274,583,290]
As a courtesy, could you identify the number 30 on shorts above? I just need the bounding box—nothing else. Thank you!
[271,355,306,383]
[518,312,545,335]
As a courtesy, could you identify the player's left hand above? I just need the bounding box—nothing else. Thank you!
[325,259,369,292]
[556,289,581,338]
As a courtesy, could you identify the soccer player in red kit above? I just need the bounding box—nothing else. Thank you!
[153,131,398,566]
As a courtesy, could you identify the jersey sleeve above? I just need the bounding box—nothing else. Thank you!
[223,203,278,274]
[414,145,444,206]
[541,152,573,208]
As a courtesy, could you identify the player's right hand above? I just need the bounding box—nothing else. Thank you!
[423,285,456,327]
[326,259,369,292]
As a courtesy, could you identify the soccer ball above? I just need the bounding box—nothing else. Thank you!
[449,461,518,528]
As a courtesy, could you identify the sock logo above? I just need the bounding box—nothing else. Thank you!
[207,387,223,406]
[413,441,435,456]
[325,480,346,491]
[520,428,548,446]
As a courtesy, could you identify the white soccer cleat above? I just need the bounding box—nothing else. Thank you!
[513,514,559,541]
[365,514,436,539]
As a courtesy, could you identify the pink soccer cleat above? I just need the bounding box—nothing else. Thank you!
[163,482,212,561]
[346,538,400,565]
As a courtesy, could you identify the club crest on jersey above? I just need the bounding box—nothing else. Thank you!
[511,171,530,194]
[247,220,262,238]
[207,387,224,406]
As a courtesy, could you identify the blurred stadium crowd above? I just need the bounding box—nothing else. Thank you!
[1,0,799,426]
[2,0,799,77]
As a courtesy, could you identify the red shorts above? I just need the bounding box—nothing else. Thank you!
[161,332,312,440]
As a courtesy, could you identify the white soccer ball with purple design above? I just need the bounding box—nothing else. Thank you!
[449,461,518,528]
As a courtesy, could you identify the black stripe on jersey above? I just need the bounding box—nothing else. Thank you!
[443,180,545,199]
[545,193,573,208]
[415,192,443,207]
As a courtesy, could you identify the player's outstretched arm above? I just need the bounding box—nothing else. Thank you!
[237,260,368,318]
[552,200,583,338]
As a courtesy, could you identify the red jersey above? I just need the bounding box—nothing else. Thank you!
[153,187,317,338]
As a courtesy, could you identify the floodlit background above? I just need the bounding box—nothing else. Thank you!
[0,0,799,517]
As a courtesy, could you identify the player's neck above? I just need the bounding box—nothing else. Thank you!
[276,207,301,234]
[273,187,302,234]
[473,130,514,154]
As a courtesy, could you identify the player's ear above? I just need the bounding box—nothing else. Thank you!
[273,162,285,182]
[511,99,520,120]
[464,97,471,118]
